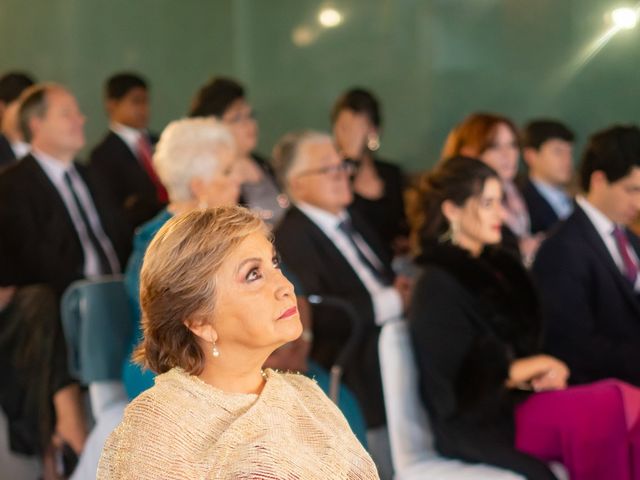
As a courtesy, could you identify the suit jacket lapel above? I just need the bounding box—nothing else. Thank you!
[290,207,371,292]
[527,179,559,223]
[574,206,640,315]
[24,155,85,250]
[348,207,394,282]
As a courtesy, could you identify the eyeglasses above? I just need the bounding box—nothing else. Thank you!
[296,161,356,178]
[223,110,256,125]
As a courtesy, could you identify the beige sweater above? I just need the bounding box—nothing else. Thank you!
[98,368,379,479]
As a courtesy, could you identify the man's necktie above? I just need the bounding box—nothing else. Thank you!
[64,171,113,275]
[137,135,168,203]
[338,219,391,285]
[612,225,639,285]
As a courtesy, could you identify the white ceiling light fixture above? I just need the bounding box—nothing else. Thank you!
[611,7,638,30]
[318,8,342,28]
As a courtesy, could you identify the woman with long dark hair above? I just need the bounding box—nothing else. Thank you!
[408,155,640,479]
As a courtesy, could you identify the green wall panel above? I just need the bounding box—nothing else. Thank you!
[1,0,638,171]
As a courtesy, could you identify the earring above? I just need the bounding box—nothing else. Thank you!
[211,341,220,358]
[367,133,380,152]
[450,222,460,246]
[438,227,453,244]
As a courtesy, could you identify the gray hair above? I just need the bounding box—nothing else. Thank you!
[153,117,235,202]
[271,130,332,190]
[18,83,60,143]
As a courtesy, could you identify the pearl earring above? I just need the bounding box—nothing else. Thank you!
[367,133,380,152]
[212,341,220,358]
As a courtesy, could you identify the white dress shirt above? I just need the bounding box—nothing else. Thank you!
[110,122,145,157]
[296,202,403,325]
[10,140,30,159]
[33,149,121,277]
[576,196,640,291]
[531,178,573,220]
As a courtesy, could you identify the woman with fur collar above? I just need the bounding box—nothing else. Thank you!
[407,155,640,480]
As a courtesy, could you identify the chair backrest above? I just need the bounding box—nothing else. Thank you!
[61,276,133,385]
[379,320,438,472]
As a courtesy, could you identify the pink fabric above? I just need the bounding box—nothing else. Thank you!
[515,379,640,480]
[613,226,639,284]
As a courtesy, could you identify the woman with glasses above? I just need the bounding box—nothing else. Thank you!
[190,77,289,227]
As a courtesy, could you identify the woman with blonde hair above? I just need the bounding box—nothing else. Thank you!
[98,206,378,479]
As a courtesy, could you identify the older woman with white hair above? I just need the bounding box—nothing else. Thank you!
[122,116,241,398]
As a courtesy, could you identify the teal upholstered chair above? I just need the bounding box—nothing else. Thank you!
[61,276,133,417]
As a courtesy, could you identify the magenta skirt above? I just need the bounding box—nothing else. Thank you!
[515,379,640,480]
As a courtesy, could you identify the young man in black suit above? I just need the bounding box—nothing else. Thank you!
[272,130,411,479]
[0,83,131,295]
[520,119,575,234]
[89,72,165,230]
[0,72,35,169]
[533,125,640,386]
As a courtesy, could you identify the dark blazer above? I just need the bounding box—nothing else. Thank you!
[519,177,561,234]
[532,205,640,385]
[351,159,408,254]
[89,131,164,230]
[409,242,556,479]
[274,206,394,428]
[0,154,131,295]
[0,134,16,171]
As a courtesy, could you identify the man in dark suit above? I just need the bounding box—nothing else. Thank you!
[533,125,640,386]
[272,131,410,479]
[0,72,35,169]
[520,119,575,235]
[89,73,165,230]
[0,83,131,295]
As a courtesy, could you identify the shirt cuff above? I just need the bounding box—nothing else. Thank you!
[372,286,403,326]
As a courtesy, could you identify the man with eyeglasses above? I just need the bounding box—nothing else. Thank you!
[272,130,410,479]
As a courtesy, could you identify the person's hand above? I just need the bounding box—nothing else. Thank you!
[394,274,414,313]
[0,286,16,312]
[530,364,569,392]
[508,354,569,391]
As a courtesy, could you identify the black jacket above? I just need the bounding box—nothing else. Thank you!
[519,177,561,235]
[350,159,408,253]
[0,134,16,171]
[0,154,131,295]
[89,131,164,230]
[532,205,640,385]
[409,242,555,479]
[274,206,394,428]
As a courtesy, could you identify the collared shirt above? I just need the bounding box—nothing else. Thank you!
[531,178,573,220]
[10,140,30,160]
[296,202,403,325]
[33,149,121,277]
[576,196,640,291]
[110,122,145,157]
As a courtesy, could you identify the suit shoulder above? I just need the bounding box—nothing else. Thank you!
[89,132,128,162]
[275,208,310,236]
[0,157,36,190]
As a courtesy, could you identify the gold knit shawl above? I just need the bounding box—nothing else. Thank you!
[98,368,379,479]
